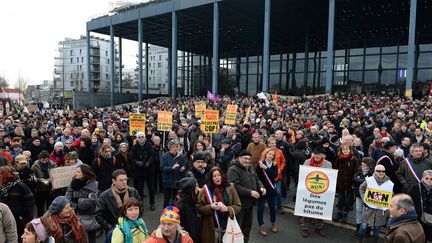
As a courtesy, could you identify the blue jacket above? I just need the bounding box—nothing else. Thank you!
[161,151,188,189]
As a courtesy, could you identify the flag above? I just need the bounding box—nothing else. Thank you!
[207,90,215,101]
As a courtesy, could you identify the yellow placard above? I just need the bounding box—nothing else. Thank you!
[157,111,173,132]
[405,89,412,98]
[244,107,251,125]
[364,187,392,209]
[225,104,238,125]
[202,110,219,133]
[195,101,206,118]
[129,113,146,136]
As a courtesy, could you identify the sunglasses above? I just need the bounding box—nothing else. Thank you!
[424,177,432,181]
[375,170,386,173]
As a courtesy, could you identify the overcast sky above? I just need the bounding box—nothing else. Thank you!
[0,0,143,87]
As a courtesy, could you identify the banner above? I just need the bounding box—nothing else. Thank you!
[364,187,392,209]
[195,101,206,118]
[202,110,219,133]
[49,166,77,189]
[129,113,146,136]
[294,165,338,220]
[157,111,173,132]
[224,105,238,125]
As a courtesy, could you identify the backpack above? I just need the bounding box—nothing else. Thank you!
[97,156,117,167]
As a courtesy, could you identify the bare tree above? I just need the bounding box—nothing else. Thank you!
[0,75,9,89]
[14,75,28,91]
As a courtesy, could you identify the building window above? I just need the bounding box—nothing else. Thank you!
[70,50,73,56]
[79,49,82,55]
[81,57,84,63]
[70,73,73,79]
[106,74,109,79]
[70,58,73,64]
[77,57,79,63]
[158,62,162,68]
[106,51,108,57]
[159,55,162,61]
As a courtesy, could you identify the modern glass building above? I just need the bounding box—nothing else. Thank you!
[87,0,432,100]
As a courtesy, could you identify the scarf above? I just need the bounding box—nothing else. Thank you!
[309,157,325,167]
[0,181,17,199]
[118,217,149,243]
[112,183,129,208]
[362,168,370,175]
[213,185,225,203]
[49,210,87,243]
[102,152,112,159]
[70,178,88,191]
[338,153,354,160]
[388,210,418,227]
[40,162,50,178]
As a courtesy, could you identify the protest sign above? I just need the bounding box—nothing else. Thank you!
[202,110,219,133]
[225,105,238,125]
[195,101,206,118]
[157,111,173,132]
[129,113,146,136]
[49,166,77,189]
[294,165,338,221]
[363,176,393,210]
[243,107,251,124]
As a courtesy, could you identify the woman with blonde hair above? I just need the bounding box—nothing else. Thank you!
[256,148,278,236]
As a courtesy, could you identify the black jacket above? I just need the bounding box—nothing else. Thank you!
[130,141,154,175]
[92,155,118,191]
[95,187,142,231]
[161,151,188,189]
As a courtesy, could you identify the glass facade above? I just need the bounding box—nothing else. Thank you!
[176,43,432,97]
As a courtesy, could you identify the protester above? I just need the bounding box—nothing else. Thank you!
[300,146,332,238]
[111,197,149,242]
[21,219,53,243]
[15,154,36,192]
[161,140,188,207]
[65,164,99,243]
[409,169,432,241]
[185,152,209,188]
[175,177,200,243]
[358,164,393,243]
[31,150,56,217]
[41,196,87,243]
[228,150,265,243]
[131,131,155,210]
[256,148,278,235]
[0,202,18,243]
[386,194,425,243]
[145,206,194,243]
[93,144,118,191]
[96,169,142,232]
[197,166,241,243]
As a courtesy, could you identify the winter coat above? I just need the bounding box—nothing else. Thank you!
[115,152,133,178]
[246,142,267,166]
[353,169,373,198]
[255,161,278,196]
[92,155,118,191]
[216,147,236,173]
[359,174,391,227]
[385,213,425,243]
[227,160,263,208]
[409,182,432,241]
[145,227,193,243]
[28,144,47,162]
[185,167,209,188]
[376,151,402,193]
[161,151,188,189]
[197,183,242,243]
[95,186,142,231]
[0,202,17,243]
[130,141,154,175]
[78,145,95,165]
[17,166,36,193]
[31,160,56,192]
[50,150,66,166]
[65,179,99,215]
[397,156,431,193]
[335,154,358,191]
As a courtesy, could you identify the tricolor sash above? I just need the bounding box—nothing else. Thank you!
[262,169,275,190]
[404,158,421,184]
[203,184,221,228]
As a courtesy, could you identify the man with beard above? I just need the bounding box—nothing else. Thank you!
[228,150,266,243]
[185,152,209,188]
[246,132,267,167]
[397,143,432,193]
[400,136,412,158]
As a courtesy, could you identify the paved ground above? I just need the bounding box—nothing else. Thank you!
[95,190,370,243]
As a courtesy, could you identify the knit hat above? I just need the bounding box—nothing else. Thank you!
[160,206,180,224]
[175,177,197,190]
[30,218,48,241]
[238,150,252,157]
[48,196,68,214]
[66,151,78,160]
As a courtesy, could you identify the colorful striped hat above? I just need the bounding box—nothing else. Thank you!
[160,206,180,224]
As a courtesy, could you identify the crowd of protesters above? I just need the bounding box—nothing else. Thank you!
[1,93,432,242]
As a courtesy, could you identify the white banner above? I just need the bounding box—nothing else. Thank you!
[294,165,338,221]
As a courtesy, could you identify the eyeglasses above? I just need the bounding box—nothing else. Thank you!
[424,177,432,181]
[375,170,386,173]
[137,136,144,139]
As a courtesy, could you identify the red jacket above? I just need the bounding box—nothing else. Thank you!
[50,151,66,166]
[145,228,193,243]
